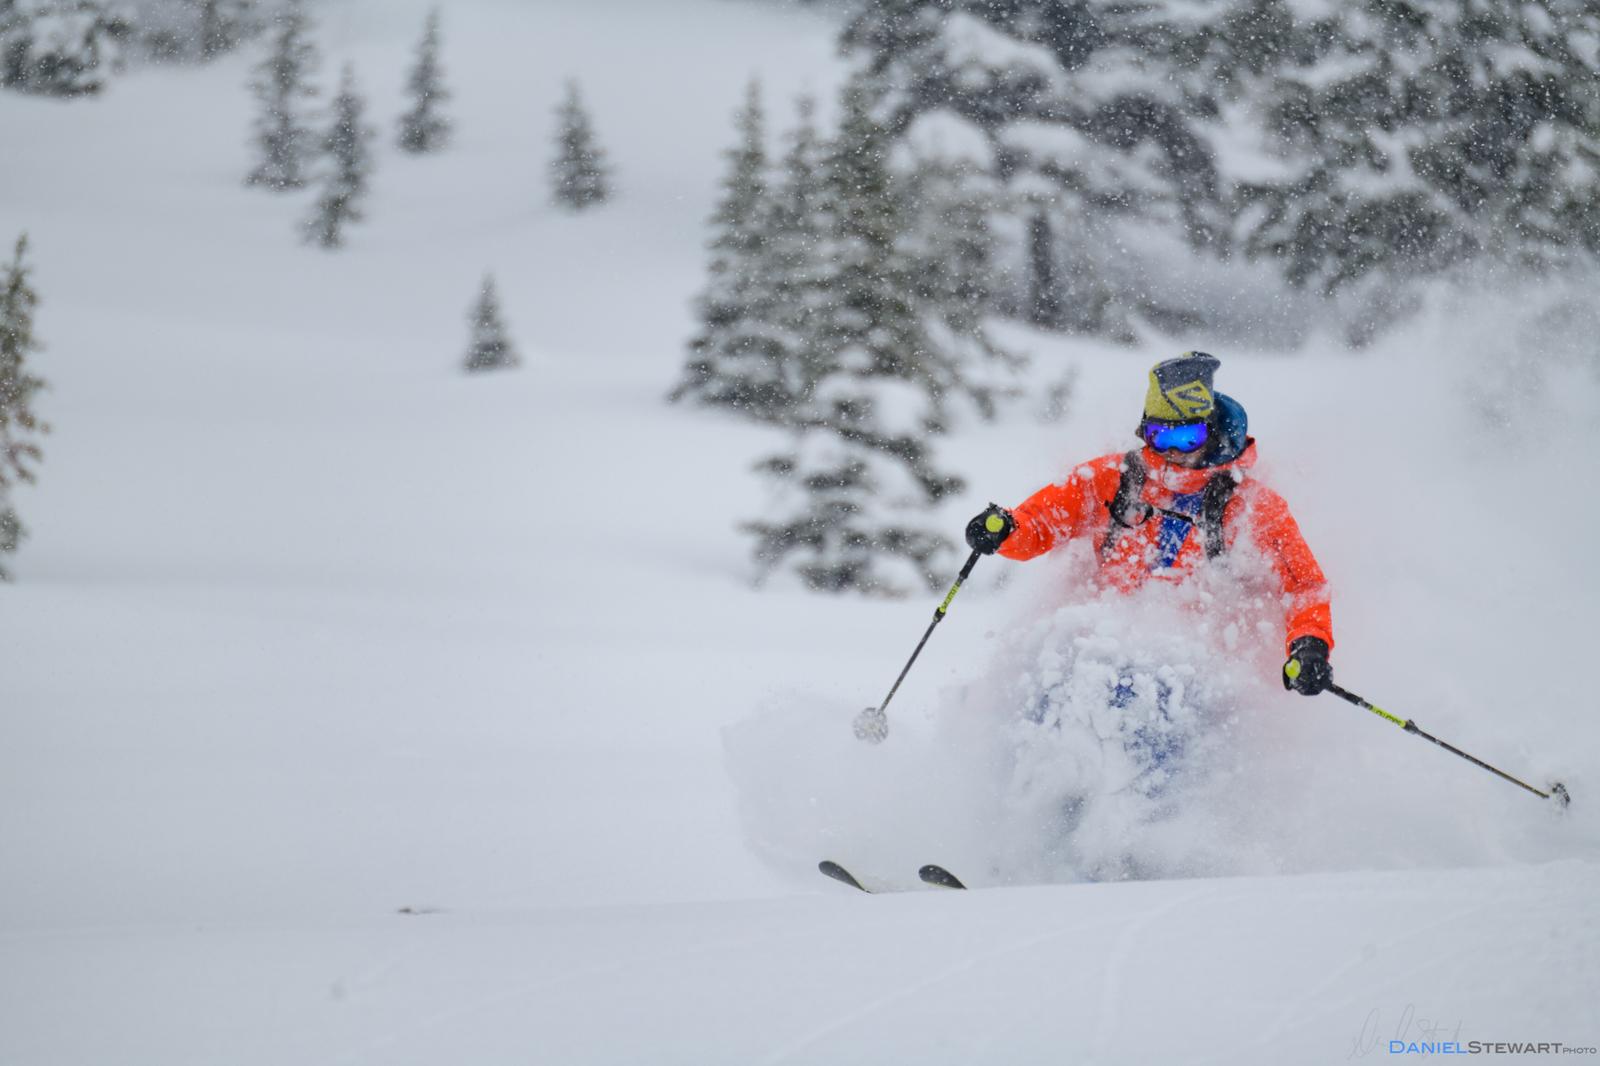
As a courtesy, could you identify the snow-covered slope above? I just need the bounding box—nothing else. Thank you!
[1,1,1596,1062]
[6,860,1596,1065]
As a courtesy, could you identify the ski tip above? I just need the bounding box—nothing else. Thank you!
[918,864,967,890]
[1549,782,1572,809]
[819,860,869,892]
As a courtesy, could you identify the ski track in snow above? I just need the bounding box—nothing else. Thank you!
[1085,883,1223,1064]
[1207,896,1502,1064]
[759,909,1116,1066]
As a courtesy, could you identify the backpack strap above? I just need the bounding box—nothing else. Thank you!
[1100,450,1147,560]
[1200,471,1240,559]
[1103,452,1240,562]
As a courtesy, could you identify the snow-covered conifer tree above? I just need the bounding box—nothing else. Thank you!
[815,77,959,429]
[463,276,518,373]
[745,376,963,597]
[671,79,790,417]
[1239,0,1600,310]
[1027,209,1063,329]
[0,235,47,578]
[197,0,225,57]
[914,166,998,333]
[837,0,1238,338]
[902,162,1021,420]
[759,95,834,419]
[244,0,317,190]
[0,0,127,97]
[549,79,612,211]
[396,7,450,154]
[196,0,252,60]
[744,78,965,596]
[302,64,374,250]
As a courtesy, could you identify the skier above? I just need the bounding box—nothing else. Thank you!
[823,358,1558,891]
[964,352,1334,699]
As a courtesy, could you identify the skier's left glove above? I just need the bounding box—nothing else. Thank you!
[965,504,1015,555]
[1282,636,1332,696]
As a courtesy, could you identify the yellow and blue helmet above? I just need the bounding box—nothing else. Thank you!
[1142,351,1220,422]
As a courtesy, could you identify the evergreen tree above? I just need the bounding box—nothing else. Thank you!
[462,275,518,372]
[760,95,833,419]
[195,0,252,60]
[396,7,450,154]
[549,79,612,211]
[1238,0,1600,301]
[837,0,1246,339]
[744,78,965,596]
[244,0,317,191]
[1019,200,1126,337]
[0,0,127,97]
[816,78,956,429]
[842,0,1231,241]
[0,235,46,579]
[916,165,999,332]
[670,79,790,416]
[746,417,959,597]
[198,0,224,57]
[302,64,374,250]
[1027,209,1063,329]
[901,159,1022,419]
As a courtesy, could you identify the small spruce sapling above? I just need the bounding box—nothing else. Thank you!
[396,7,451,154]
[463,276,518,372]
[302,64,375,250]
[244,0,318,190]
[549,79,612,211]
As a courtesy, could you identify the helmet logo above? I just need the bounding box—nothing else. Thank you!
[1164,380,1213,419]
[1143,352,1220,421]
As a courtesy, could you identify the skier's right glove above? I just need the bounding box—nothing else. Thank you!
[1282,636,1333,696]
[965,504,1015,555]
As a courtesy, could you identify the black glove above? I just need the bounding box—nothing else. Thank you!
[1282,636,1333,696]
[965,503,1015,555]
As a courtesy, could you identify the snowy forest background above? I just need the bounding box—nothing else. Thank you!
[2,1,1598,1063]
[5,0,1598,593]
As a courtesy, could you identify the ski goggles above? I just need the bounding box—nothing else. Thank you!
[1139,419,1210,453]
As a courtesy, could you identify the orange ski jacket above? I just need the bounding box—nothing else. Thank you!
[999,440,1333,654]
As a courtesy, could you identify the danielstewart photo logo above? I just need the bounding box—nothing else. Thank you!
[1388,1042,1597,1056]
[1352,1006,1597,1059]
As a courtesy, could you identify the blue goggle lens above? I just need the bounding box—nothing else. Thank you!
[1141,420,1209,452]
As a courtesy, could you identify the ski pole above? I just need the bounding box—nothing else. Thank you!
[1325,683,1570,807]
[853,548,983,744]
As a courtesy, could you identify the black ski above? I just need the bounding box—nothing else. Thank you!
[918,864,967,890]
[818,860,871,892]
[820,860,968,893]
